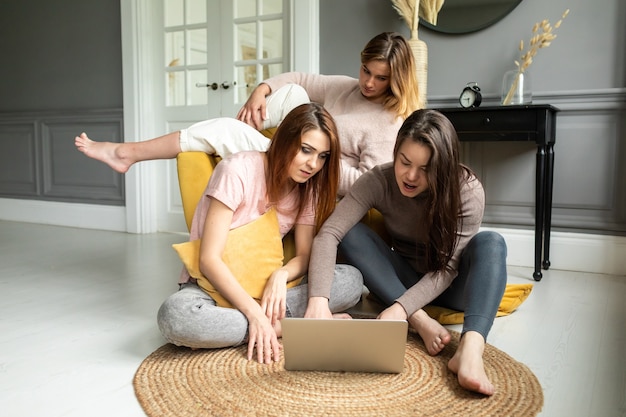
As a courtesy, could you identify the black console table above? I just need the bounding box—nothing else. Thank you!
[438,105,559,281]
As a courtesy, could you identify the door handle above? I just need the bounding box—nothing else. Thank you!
[195,82,219,90]
[195,81,238,90]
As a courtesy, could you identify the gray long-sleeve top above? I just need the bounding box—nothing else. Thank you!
[308,162,485,316]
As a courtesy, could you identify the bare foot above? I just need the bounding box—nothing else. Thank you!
[332,313,353,319]
[408,309,451,355]
[447,331,495,396]
[74,132,133,173]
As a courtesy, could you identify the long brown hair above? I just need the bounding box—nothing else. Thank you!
[360,32,423,118]
[265,103,340,230]
[393,109,474,272]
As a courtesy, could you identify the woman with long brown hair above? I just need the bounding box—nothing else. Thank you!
[305,109,507,396]
[157,103,362,364]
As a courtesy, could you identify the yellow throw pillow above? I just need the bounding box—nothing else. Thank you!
[172,207,302,308]
[423,283,534,325]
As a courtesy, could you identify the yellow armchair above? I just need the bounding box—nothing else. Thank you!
[176,151,219,232]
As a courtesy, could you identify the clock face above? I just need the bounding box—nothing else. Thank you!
[460,89,476,108]
[459,84,482,108]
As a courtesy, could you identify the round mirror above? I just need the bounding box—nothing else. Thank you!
[421,0,523,34]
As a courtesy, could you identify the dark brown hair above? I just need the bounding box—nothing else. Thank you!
[360,32,423,118]
[393,109,474,272]
[266,103,340,230]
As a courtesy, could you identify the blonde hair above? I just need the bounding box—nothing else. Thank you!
[360,32,423,119]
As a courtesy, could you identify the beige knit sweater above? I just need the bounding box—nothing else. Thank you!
[264,72,403,195]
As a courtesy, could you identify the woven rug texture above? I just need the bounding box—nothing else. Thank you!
[134,331,543,417]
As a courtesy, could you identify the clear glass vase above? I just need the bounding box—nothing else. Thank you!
[501,69,532,105]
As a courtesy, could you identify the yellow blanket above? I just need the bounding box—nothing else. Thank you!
[424,283,533,325]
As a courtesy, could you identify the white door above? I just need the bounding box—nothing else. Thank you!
[121,0,318,234]
[157,0,290,233]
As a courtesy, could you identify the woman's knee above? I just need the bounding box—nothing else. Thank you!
[157,291,195,344]
[469,231,507,258]
[339,223,374,253]
[156,286,223,347]
[330,264,364,310]
[157,294,182,344]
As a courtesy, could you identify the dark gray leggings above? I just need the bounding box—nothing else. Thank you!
[339,223,507,340]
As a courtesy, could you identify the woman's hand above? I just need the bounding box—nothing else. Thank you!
[304,296,334,319]
[236,84,271,129]
[377,302,409,321]
[261,268,289,325]
[246,313,281,364]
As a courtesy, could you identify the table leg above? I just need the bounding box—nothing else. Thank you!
[542,144,555,270]
[534,145,546,281]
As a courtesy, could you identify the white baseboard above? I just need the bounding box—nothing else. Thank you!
[484,227,626,276]
[0,197,624,276]
[0,198,126,232]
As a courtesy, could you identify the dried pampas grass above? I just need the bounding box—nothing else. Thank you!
[391,0,445,35]
[503,9,569,105]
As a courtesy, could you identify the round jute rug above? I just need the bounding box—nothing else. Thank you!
[133,331,543,417]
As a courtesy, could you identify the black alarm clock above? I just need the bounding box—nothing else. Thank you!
[459,82,482,108]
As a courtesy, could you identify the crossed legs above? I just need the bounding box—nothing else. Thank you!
[339,223,507,395]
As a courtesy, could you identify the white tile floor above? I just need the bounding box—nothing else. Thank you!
[1,220,624,417]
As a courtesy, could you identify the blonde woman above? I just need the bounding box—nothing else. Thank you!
[75,32,422,196]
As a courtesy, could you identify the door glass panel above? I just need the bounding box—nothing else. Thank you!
[236,0,256,18]
[262,0,282,15]
[236,23,257,61]
[189,70,209,105]
[186,0,206,25]
[165,31,185,66]
[232,0,287,105]
[164,0,212,108]
[165,0,184,27]
[166,71,185,106]
[189,29,207,65]
[267,63,282,78]
[236,65,256,102]
[163,0,288,107]
[262,20,282,59]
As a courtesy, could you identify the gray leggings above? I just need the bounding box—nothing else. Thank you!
[157,264,363,349]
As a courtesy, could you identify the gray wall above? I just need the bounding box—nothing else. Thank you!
[0,0,124,205]
[320,0,626,236]
[0,0,624,235]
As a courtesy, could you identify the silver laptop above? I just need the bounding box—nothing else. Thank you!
[281,318,408,373]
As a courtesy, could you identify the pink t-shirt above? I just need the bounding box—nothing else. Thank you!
[179,151,315,283]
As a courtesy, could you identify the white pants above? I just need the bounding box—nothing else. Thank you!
[179,84,310,157]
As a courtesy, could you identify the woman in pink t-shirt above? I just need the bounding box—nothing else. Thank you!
[156,103,363,364]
